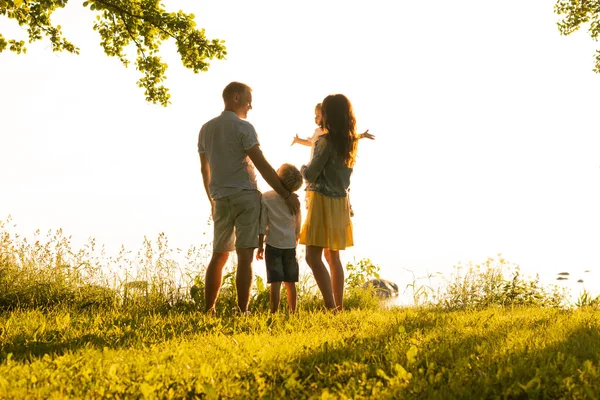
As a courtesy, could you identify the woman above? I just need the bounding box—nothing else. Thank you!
[299,94,358,311]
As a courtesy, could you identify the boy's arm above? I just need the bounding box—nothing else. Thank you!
[246,144,300,215]
[199,152,214,218]
[257,202,267,260]
[257,233,265,260]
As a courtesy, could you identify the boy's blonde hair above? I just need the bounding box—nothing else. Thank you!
[277,164,303,193]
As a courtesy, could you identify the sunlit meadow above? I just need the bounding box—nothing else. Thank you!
[1,218,600,398]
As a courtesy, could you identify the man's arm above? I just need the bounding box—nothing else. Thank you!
[246,144,300,214]
[199,152,214,218]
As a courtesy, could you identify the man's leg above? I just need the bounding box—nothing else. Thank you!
[236,247,254,312]
[229,190,261,313]
[204,251,230,313]
[270,282,282,313]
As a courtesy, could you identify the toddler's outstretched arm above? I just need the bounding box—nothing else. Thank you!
[359,129,375,140]
[291,134,313,147]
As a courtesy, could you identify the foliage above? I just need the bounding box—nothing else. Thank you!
[2,219,600,397]
[345,258,380,290]
[575,289,600,309]
[0,0,227,106]
[404,268,443,306]
[1,306,600,398]
[555,0,600,74]
[437,256,569,310]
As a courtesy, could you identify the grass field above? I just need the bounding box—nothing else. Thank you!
[1,306,600,398]
[2,221,600,398]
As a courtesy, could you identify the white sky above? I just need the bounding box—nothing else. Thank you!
[1,0,599,302]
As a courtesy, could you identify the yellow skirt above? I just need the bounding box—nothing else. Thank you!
[299,191,354,251]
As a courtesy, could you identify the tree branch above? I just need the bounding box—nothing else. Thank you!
[93,0,178,41]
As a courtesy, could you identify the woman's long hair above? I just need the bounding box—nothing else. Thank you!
[321,94,358,168]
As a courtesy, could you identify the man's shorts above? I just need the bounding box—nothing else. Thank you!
[213,190,261,252]
[265,244,299,283]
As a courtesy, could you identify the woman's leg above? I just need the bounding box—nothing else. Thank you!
[284,282,297,313]
[270,282,282,313]
[305,246,336,309]
[324,249,344,311]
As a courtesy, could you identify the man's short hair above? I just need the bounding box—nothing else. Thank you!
[277,164,303,193]
[223,82,252,101]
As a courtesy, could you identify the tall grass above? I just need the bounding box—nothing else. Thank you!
[0,218,384,315]
[2,217,596,315]
[3,219,600,398]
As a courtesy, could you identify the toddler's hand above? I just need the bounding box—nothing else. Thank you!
[291,134,300,146]
[361,130,375,140]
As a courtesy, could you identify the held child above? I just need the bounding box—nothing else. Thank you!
[291,102,375,149]
[256,164,304,313]
[291,102,374,217]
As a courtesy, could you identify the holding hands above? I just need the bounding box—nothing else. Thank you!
[284,192,300,215]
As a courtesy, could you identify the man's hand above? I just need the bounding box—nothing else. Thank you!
[256,247,265,260]
[285,193,301,215]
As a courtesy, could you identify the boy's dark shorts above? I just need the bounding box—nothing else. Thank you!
[265,244,299,283]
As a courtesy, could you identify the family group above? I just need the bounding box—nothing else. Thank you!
[198,82,374,314]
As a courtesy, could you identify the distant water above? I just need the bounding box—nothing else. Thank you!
[382,267,599,308]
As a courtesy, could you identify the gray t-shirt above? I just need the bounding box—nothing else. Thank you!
[198,111,260,200]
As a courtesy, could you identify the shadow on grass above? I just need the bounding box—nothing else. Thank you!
[240,309,600,399]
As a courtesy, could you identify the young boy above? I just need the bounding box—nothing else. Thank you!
[256,163,304,313]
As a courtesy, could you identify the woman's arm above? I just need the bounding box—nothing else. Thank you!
[301,136,331,183]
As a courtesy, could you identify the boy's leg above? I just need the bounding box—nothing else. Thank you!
[270,282,282,313]
[204,252,230,313]
[324,249,344,311]
[265,245,285,313]
[284,282,297,313]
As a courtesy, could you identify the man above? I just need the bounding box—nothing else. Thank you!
[198,81,301,314]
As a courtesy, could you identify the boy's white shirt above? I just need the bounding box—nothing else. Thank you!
[259,190,301,249]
